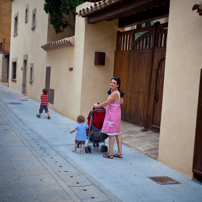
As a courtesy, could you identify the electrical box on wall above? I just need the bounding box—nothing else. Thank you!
[94,51,105,66]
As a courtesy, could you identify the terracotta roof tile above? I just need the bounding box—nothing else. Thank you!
[77,0,122,17]
[192,2,202,15]
[41,36,75,51]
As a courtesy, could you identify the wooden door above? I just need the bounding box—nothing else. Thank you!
[114,51,130,121]
[114,22,167,130]
[193,69,202,176]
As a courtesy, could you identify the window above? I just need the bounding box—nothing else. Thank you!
[14,12,19,36]
[29,63,34,83]
[31,8,37,30]
[12,62,17,80]
[25,4,29,23]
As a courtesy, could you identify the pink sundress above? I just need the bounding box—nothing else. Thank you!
[101,91,121,135]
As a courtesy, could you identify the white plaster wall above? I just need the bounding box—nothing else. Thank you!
[45,46,78,119]
[9,0,49,102]
[9,1,119,122]
[75,3,119,119]
[158,0,202,178]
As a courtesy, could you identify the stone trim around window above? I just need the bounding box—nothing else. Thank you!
[31,8,37,30]
[25,4,29,23]
[13,12,19,37]
[23,54,28,60]
[29,63,34,83]
[11,57,18,81]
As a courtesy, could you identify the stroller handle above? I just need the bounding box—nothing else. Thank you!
[93,102,99,110]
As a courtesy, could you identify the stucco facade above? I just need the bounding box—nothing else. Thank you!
[9,1,118,121]
[158,0,202,178]
[75,4,119,118]
[9,0,48,96]
[9,0,202,179]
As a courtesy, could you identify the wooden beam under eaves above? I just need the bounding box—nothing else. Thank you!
[87,0,169,24]
[118,3,169,28]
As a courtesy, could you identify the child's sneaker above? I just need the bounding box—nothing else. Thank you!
[47,116,50,119]
[36,115,40,118]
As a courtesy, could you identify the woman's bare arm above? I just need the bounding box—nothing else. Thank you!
[120,97,124,104]
[94,92,118,108]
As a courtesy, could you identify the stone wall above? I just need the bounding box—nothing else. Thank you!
[0,53,8,82]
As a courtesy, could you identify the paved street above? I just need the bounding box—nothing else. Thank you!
[0,82,202,202]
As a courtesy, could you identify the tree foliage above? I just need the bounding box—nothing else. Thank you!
[44,0,83,34]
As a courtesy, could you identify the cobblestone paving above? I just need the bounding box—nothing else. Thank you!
[120,121,159,160]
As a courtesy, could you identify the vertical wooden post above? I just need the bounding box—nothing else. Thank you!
[116,31,120,51]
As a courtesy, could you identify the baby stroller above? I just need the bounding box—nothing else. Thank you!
[85,106,108,153]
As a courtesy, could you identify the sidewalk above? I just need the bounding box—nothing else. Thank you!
[0,83,202,202]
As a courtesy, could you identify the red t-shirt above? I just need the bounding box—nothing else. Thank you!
[40,94,48,105]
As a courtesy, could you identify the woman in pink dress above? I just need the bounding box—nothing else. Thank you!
[93,77,124,159]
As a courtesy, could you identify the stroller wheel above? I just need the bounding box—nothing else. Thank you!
[96,143,99,147]
[85,146,88,153]
[88,146,92,153]
[101,145,105,152]
[104,146,108,152]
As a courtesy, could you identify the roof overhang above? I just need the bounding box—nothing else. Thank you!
[78,0,170,28]
[192,2,202,16]
[41,37,74,51]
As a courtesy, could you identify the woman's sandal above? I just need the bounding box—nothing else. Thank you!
[113,153,123,158]
[103,154,113,159]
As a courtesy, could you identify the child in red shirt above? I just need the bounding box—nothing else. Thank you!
[36,88,50,119]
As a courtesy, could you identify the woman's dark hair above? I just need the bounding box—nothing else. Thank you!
[108,77,124,97]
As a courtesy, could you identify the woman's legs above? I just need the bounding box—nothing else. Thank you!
[103,135,114,158]
[108,135,115,155]
[114,134,122,157]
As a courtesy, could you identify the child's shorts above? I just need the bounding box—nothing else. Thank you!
[75,140,85,145]
[39,105,49,113]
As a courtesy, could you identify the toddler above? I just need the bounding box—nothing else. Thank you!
[36,88,50,119]
[70,115,88,154]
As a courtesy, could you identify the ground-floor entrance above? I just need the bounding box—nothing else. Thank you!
[114,22,167,130]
